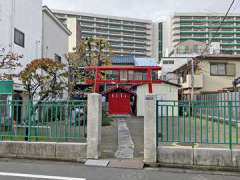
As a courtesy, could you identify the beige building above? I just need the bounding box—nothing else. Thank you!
[174,55,240,96]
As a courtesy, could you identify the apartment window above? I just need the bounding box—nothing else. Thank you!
[81,22,93,26]
[182,28,191,31]
[81,28,94,32]
[14,28,24,47]
[163,60,174,64]
[221,50,234,55]
[123,27,134,30]
[111,42,121,46]
[180,16,192,20]
[210,63,236,76]
[55,54,62,63]
[180,22,192,25]
[81,16,94,20]
[109,25,120,29]
[135,27,145,31]
[193,16,206,20]
[222,40,234,43]
[123,32,133,36]
[135,33,145,36]
[135,22,146,26]
[193,22,205,26]
[109,31,120,35]
[222,34,233,37]
[96,18,107,22]
[109,19,121,24]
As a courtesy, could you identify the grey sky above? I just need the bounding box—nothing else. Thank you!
[43,0,240,20]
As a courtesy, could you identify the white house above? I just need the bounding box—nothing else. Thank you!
[42,6,71,99]
[42,6,71,65]
[136,82,179,117]
[0,0,43,91]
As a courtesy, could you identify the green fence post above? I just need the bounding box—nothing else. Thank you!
[156,101,159,146]
[228,101,233,150]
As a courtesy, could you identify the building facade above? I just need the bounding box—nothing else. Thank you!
[52,10,154,57]
[174,55,240,97]
[0,0,43,75]
[171,13,240,55]
[42,6,72,99]
[42,6,71,64]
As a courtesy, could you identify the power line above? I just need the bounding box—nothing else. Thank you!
[201,0,236,55]
[231,0,240,12]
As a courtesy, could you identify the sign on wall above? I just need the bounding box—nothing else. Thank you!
[0,80,13,95]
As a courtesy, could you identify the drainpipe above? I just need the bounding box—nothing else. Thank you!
[9,0,15,52]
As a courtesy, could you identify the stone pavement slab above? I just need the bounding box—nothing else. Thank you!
[85,160,109,167]
[115,119,134,159]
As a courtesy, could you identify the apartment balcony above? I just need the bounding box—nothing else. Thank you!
[111,44,122,48]
[109,38,122,42]
[121,39,134,43]
[122,34,135,38]
[182,74,203,89]
[134,46,146,50]
[81,30,95,34]
[79,18,95,23]
[80,24,95,28]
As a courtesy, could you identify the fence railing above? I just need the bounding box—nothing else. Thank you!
[0,100,87,142]
[157,100,240,148]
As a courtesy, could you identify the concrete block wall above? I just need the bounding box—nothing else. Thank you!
[158,145,240,169]
[0,141,87,161]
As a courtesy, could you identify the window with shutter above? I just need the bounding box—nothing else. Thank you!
[210,63,236,76]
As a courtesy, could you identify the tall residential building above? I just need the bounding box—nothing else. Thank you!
[52,10,154,57]
[153,19,172,61]
[171,13,240,55]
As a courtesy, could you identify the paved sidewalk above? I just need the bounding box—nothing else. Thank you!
[0,159,240,180]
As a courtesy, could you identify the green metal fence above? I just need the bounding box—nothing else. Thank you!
[0,100,87,142]
[157,100,240,148]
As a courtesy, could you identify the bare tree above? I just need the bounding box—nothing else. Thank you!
[0,48,22,80]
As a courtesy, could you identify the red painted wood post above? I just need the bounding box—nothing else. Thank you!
[147,68,153,93]
[94,68,100,93]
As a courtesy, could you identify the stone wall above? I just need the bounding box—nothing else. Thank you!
[158,145,240,170]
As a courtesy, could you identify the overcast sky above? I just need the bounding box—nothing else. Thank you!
[43,0,240,20]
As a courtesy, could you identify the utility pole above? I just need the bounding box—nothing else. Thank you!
[191,58,194,101]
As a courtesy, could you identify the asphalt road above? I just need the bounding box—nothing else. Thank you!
[0,159,239,180]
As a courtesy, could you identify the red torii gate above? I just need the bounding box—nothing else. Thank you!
[84,66,162,93]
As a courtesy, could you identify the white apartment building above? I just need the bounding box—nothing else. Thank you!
[52,10,155,57]
[171,13,240,55]
[0,0,42,91]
